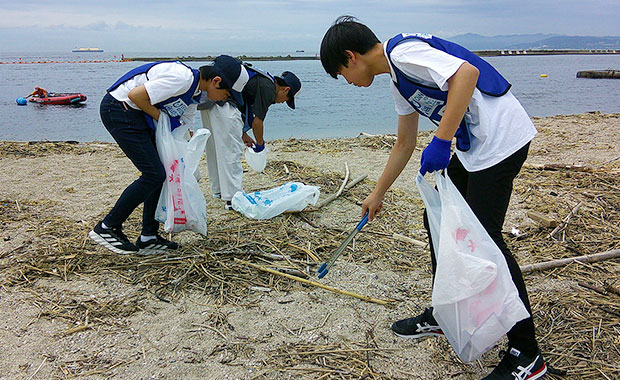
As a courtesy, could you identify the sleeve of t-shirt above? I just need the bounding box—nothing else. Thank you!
[388,41,466,116]
[143,63,194,105]
[251,77,277,121]
[391,41,465,91]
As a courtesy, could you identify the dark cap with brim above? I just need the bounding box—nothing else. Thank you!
[280,71,301,109]
[212,55,249,106]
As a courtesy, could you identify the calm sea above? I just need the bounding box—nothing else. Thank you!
[1,51,619,142]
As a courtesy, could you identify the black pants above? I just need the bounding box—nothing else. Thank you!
[100,93,165,236]
[423,143,538,355]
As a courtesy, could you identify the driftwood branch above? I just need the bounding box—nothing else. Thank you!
[316,162,350,208]
[524,163,596,173]
[577,282,617,297]
[358,132,396,140]
[285,174,366,215]
[520,249,620,274]
[235,259,395,305]
[595,154,620,167]
[549,201,583,239]
[391,233,427,248]
[527,210,558,227]
[344,174,368,190]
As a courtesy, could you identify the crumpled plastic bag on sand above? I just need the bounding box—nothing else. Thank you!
[231,182,319,220]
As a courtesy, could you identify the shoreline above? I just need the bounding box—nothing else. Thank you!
[2,111,618,145]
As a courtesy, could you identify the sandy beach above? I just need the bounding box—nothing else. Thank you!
[0,112,619,379]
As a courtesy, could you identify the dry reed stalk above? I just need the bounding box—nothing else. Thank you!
[235,259,395,306]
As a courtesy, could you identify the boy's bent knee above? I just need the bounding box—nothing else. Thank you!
[141,165,166,185]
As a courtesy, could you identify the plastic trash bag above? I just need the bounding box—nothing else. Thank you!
[416,171,530,362]
[155,113,210,235]
[245,145,268,173]
[231,182,320,220]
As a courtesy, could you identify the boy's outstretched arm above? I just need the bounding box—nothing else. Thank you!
[251,117,265,147]
[362,112,419,221]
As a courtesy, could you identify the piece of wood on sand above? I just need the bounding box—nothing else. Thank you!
[520,248,620,274]
[316,162,350,208]
[526,210,558,227]
[524,163,597,173]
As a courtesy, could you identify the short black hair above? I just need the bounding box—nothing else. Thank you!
[199,65,231,90]
[320,15,380,79]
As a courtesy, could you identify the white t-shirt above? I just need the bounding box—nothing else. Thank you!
[109,62,200,127]
[385,39,537,171]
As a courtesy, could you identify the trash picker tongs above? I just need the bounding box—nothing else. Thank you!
[317,213,369,279]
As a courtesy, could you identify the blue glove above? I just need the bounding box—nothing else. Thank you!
[253,142,265,153]
[420,136,452,175]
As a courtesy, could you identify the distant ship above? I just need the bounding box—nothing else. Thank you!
[295,50,305,52]
[72,47,104,52]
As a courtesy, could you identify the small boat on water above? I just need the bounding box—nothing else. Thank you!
[29,93,87,105]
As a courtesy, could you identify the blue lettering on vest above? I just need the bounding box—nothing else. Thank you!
[107,61,201,131]
[386,34,511,151]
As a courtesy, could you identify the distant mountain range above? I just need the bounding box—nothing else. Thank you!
[448,33,620,50]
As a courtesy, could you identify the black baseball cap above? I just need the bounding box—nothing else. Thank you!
[212,55,249,106]
[280,71,301,109]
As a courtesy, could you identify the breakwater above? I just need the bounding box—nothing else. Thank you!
[126,49,620,62]
[577,70,620,79]
[475,49,620,57]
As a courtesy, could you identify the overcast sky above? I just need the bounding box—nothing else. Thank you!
[1,0,619,53]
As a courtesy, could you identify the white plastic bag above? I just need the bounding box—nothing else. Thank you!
[231,182,319,220]
[155,113,210,235]
[245,145,268,173]
[416,172,530,362]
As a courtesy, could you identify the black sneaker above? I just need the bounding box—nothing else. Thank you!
[225,201,233,210]
[89,221,139,255]
[135,235,179,255]
[482,347,547,380]
[391,307,443,339]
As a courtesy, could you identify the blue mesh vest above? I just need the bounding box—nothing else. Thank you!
[107,61,201,131]
[386,33,511,151]
[241,64,275,133]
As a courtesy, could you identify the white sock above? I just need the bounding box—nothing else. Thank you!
[140,235,157,243]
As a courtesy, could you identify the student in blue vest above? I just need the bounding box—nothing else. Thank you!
[89,56,246,255]
[320,16,545,380]
[198,60,301,209]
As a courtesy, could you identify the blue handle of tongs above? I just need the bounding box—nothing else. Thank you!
[356,212,369,231]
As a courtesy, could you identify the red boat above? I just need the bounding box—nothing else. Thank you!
[29,93,87,105]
